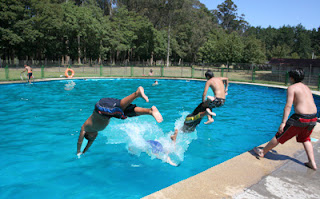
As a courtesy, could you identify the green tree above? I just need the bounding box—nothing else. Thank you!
[242,36,266,64]
[213,0,248,33]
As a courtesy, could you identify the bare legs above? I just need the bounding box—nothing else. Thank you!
[120,86,163,123]
[120,86,149,110]
[303,141,317,170]
[254,136,279,158]
[254,137,317,170]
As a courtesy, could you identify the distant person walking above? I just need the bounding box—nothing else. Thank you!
[21,65,33,83]
[254,68,318,170]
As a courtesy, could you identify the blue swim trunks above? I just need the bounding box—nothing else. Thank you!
[95,98,137,119]
[147,140,164,154]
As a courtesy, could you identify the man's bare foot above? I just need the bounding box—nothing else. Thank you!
[304,162,317,170]
[136,86,149,102]
[253,147,264,158]
[206,108,216,116]
[151,106,163,123]
[204,117,214,124]
[171,129,178,142]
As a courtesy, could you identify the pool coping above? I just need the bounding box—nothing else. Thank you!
[2,77,320,198]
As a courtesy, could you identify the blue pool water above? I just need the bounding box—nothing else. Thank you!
[1,79,319,198]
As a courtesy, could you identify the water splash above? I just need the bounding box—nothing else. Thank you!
[103,112,198,166]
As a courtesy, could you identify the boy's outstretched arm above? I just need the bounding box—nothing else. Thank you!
[77,127,86,155]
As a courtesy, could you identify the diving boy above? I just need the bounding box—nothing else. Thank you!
[202,70,228,124]
[77,86,163,156]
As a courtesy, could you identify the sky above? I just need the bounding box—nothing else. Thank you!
[199,0,320,30]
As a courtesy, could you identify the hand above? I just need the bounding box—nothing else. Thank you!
[77,152,82,158]
[278,122,286,133]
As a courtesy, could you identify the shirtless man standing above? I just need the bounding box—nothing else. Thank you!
[201,70,228,124]
[77,86,163,156]
[254,68,318,170]
[21,65,33,83]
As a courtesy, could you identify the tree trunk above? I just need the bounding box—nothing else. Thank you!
[77,35,81,64]
[166,23,171,67]
[150,51,154,65]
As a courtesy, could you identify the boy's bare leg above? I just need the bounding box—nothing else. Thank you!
[133,106,163,123]
[254,136,279,158]
[120,86,149,110]
[204,108,216,124]
[303,141,317,170]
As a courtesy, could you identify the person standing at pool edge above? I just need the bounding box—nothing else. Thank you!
[254,68,318,170]
[201,70,228,124]
[77,86,163,156]
[21,64,33,83]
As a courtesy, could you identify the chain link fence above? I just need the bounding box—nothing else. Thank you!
[1,60,319,90]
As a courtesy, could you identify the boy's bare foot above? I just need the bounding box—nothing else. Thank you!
[253,147,264,158]
[151,106,163,123]
[137,86,149,102]
[304,162,317,170]
[204,117,214,124]
[170,129,179,142]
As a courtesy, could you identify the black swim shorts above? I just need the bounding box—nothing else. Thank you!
[94,98,137,119]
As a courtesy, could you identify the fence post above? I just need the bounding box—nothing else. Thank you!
[252,66,256,83]
[285,72,289,85]
[191,66,194,78]
[221,68,224,77]
[100,65,103,77]
[41,65,44,78]
[131,65,133,77]
[5,65,9,80]
[161,65,164,77]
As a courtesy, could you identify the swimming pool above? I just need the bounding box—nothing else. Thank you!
[1,79,319,199]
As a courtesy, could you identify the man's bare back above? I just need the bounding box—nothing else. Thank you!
[205,77,227,99]
[289,82,317,115]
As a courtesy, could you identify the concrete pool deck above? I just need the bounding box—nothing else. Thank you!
[2,78,319,198]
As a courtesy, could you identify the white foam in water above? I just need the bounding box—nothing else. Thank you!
[103,112,198,166]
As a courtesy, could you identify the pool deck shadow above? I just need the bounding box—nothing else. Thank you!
[248,148,305,167]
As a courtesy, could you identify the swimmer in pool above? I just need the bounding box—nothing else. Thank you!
[152,80,158,86]
[77,86,163,156]
[21,64,33,84]
[129,129,179,166]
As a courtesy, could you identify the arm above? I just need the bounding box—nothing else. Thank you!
[279,87,294,132]
[202,81,210,102]
[77,127,86,155]
[21,68,26,74]
[221,77,229,92]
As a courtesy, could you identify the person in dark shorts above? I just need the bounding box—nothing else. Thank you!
[201,70,228,124]
[182,96,217,133]
[77,86,163,157]
[254,68,318,170]
[21,65,33,83]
